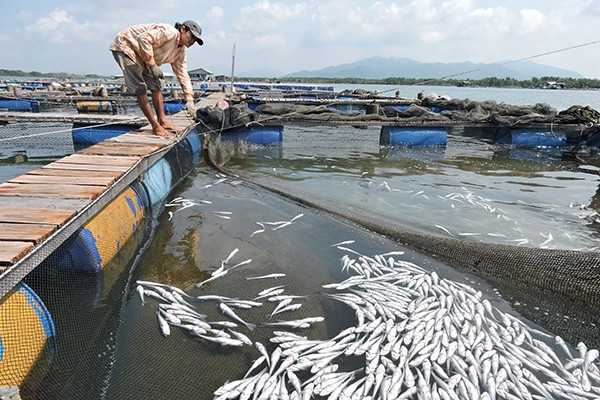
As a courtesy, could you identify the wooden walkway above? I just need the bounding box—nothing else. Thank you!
[0,92,225,296]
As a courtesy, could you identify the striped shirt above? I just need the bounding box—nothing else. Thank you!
[110,23,194,101]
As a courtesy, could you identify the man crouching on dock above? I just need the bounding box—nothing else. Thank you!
[110,21,203,137]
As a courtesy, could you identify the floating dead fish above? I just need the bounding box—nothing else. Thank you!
[220,303,256,331]
[246,273,286,280]
[213,248,600,400]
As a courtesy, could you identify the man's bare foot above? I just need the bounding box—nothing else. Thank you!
[153,125,173,137]
[160,121,177,131]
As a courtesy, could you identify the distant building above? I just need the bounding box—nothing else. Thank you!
[188,67,214,81]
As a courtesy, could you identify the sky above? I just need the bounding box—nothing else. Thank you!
[2,0,600,78]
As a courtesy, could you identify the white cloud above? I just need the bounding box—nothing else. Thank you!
[25,9,93,43]
[207,6,224,23]
[3,1,600,77]
[517,9,544,34]
[236,1,307,32]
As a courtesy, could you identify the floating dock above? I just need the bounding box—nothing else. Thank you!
[0,94,226,297]
[0,94,231,389]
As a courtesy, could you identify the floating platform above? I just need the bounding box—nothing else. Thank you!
[0,94,227,389]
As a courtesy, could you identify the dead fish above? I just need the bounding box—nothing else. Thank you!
[220,303,256,331]
[157,311,170,337]
[247,273,286,280]
[270,303,302,318]
[269,298,293,319]
[136,285,146,305]
[197,295,238,302]
[229,329,253,346]
[222,248,239,264]
[229,259,252,270]
[198,334,244,347]
[195,269,228,287]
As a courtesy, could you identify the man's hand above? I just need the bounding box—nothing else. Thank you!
[148,65,164,81]
[185,100,196,117]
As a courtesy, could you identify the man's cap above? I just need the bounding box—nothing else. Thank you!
[183,20,203,45]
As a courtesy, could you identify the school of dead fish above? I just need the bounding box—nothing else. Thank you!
[143,184,600,399]
[136,239,600,400]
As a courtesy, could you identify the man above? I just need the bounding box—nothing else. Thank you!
[110,21,203,136]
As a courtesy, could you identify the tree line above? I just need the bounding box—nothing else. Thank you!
[0,69,102,80]
[242,76,600,90]
[4,67,600,89]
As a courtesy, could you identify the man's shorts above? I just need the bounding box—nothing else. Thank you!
[112,51,162,96]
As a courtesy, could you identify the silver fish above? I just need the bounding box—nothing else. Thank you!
[220,303,256,331]
[257,285,286,297]
[198,334,244,347]
[246,273,286,280]
[269,298,293,319]
[229,259,252,270]
[136,285,145,305]
[195,268,228,287]
[229,329,253,346]
[156,311,170,337]
[270,303,302,318]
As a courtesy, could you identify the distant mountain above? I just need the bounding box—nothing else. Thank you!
[284,56,583,80]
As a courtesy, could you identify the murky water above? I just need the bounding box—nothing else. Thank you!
[222,124,600,251]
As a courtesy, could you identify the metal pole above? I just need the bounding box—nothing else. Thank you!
[230,43,236,94]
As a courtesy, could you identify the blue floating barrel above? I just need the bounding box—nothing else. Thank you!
[140,158,173,206]
[390,105,410,112]
[0,99,37,111]
[380,126,447,146]
[223,125,283,145]
[55,186,146,273]
[186,131,203,165]
[164,100,185,114]
[72,123,140,145]
[503,129,567,147]
[0,282,55,386]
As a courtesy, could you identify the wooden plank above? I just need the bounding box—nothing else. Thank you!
[28,168,122,179]
[0,208,76,225]
[0,196,90,211]
[60,154,139,166]
[0,182,104,200]
[41,162,131,172]
[78,142,163,157]
[107,133,175,145]
[0,223,57,244]
[9,174,114,187]
[0,241,34,266]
